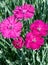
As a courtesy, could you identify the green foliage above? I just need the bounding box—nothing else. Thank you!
[0,0,48,65]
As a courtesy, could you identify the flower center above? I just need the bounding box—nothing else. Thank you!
[32,38,36,42]
[9,26,13,29]
[23,9,27,13]
[16,43,20,46]
[37,27,41,31]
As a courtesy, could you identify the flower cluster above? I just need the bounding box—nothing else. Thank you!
[0,15,23,38]
[25,32,44,50]
[0,3,48,50]
[30,20,47,37]
[25,20,47,50]
[13,3,35,20]
[12,36,24,49]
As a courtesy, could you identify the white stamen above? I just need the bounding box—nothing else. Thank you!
[23,10,27,13]
[32,38,36,42]
[37,27,41,31]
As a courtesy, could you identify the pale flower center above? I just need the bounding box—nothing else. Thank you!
[23,9,27,13]
[32,38,36,42]
[16,43,20,46]
[37,27,41,31]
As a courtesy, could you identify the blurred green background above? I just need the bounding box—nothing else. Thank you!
[0,0,48,65]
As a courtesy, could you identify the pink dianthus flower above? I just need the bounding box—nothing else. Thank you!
[13,3,35,20]
[30,20,47,36]
[0,15,23,38]
[25,32,44,50]
[46,23,48,35]
[12,36,24,49]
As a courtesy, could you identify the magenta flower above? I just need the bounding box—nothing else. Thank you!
[13,3,35,20]
[0,15,23,38]
[30,20,47,36]
[12,36,24,49]
[0,23,1,32]
[25,32,44,50]
[46,23,48,35]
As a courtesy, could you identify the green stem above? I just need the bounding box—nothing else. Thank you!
[22,0,25,5]
[0,37,11,47]
[29,18,32,24]
[32,50,35,65]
